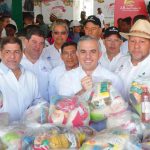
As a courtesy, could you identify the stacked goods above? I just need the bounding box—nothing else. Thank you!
[21,125,94,149]
[80,128,141,150]
[130,77,150,124]
[48,96,90,127]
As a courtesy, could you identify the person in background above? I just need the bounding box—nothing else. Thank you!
[99,26,124,72]
[36,14,49,38]
[23,13,34,27]
[116,19,150,101]
[0,36,42,122]
[96,8,105,28]
[21,28,52,102]
[79,11,86,26]
[5,23,16,37]
[69,20,83,43]
[42,20,69,68]
[84,15,106,53]
[49,41,79,102]
[120,16,132,33]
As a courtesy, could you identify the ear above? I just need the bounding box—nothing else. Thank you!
[0,50,2,59]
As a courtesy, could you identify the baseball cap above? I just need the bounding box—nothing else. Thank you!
[104,26,121,38]
[84,15,101,27]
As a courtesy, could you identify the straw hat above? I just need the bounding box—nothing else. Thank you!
[120,19,150,39]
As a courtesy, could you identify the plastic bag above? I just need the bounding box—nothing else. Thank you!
[22,101,49,124]
[21,124,94,149]
[48,96,90,127]
[88,81,126,122]
[80,128,141,150]
[129,77,150,116]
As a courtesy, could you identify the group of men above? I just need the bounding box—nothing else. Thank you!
[0,14,150,127]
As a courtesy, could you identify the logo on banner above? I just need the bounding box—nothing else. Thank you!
[124,0,135,6]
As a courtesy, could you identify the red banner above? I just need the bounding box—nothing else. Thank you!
[114,0,148,26]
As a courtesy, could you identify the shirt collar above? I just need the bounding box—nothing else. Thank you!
[0,62,24,74]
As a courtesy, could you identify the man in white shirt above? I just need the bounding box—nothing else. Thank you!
[48,41,79,102]
[42,20,69,68]
[0,37,42,122]
[99,26,125,72]
[116,19,150,101]
[21,28,52,102]
[83,15,106,53]
[96,8,105,28]
[58,35,124,97]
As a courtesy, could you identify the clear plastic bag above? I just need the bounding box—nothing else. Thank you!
[22,101,49,125]
[48,96,90,127]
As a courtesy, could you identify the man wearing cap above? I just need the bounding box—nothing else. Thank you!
[70,20,84,43]
[84,15,106,53]
[99,26,125,72]
[116,19,150,101]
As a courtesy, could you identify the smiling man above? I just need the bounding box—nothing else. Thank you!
[116,19,150,101]
[58,35,124,97]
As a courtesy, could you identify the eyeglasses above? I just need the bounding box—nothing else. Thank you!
[53,31,67,35]
[62,51,76,57]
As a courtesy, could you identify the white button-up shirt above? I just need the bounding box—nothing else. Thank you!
[116,54,150,101]
[49,64,66,102]
[58,65,124,97]
[99,38,106,53]
[0,63,41,122]
[99,52,125,72]
[21,54,52,102]
[42,44,63,68]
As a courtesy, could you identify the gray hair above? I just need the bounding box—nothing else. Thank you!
[77,35,101,51]
[52,20,69,33]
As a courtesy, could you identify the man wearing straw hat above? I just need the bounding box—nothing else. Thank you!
[116,19,150,101]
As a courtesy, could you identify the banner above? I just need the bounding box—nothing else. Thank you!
[114,0,148,26]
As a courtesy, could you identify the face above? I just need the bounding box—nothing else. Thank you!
[84,22,102,39]
[25,35,45,60]
[77,40,101,74]
[129,36,150,64]
[73,26,81,33]
[5,27,16,37]
[3,18,10,27]
[52,25,68,46]
[120,22,131,33]
[0,43,22,71]
[104,34,122,56]
[61,45,78,70]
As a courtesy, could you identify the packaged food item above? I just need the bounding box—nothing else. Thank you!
[22,101,49,124]
[80,128,141,150]
[130,77,150,117]
[48,96,90,127]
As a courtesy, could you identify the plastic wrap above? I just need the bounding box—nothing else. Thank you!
[48,96,90,127]
[22,101,49,124]
[80,128,141,150]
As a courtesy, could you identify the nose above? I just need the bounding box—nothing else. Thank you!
[134,41,140,48]
[85,52,91,59]
[10,52,15,59]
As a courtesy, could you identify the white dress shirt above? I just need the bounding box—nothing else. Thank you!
[116,54,150,101]
[48,64,66,102]
[42,44,63,68]
[99,38,106,53]
[0,63,41,122]
[58,65,124,97]
[21,54,52,102]
[99,52,125,72]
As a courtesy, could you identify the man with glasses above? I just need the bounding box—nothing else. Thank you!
[48,41,79,102]
[99,26,125,72]
[84,15,106,53]
[42,20,69,68]
[21,28,52,102]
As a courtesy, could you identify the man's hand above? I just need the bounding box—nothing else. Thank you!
[81,76,93,91]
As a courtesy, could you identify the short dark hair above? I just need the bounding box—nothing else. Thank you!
[0,37,23,51]
[133,15,148,24]
[61,41,77,53]
[122,17,132,25]
[25,27,45,40]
